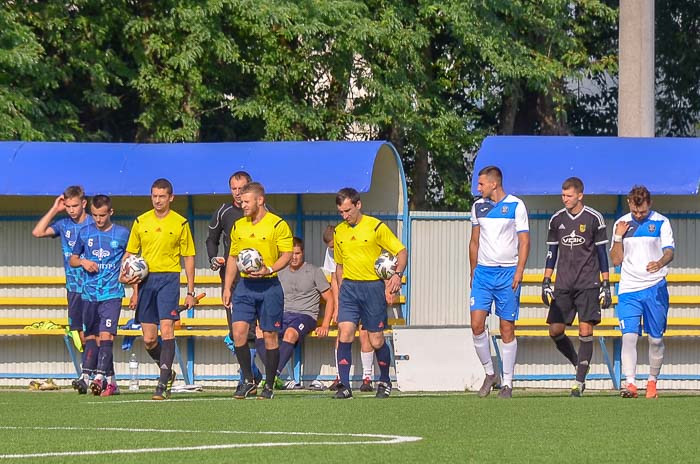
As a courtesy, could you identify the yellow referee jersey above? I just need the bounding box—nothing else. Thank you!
[230,212,293,278]
[126,210,196,273]
[334,215,405,281]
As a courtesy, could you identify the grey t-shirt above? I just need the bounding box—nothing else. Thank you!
[278,262,331,318]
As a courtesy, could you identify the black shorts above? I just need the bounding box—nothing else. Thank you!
[546,288,601,325]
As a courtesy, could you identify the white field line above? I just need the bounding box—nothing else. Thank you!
[0,426,422,459]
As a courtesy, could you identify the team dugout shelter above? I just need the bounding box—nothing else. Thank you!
[472,135,700,390]
[0,141,408,387]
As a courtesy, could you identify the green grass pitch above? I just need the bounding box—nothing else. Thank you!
[1,388,699,463]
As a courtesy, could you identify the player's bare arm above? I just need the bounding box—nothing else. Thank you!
[468,225,480,286]
[610,221,630,266]
[513,231,530,290]
[330,271,339,323]
[69,254,98,273]
[222,255,238,308]
[248,251,293,278]
[647,248,674,273]
[335,263,344,290]
[183,255,196,308]
[386,248,407,295]
[128,283,138,309]
[315,288,335,337]
[31,195,65,238]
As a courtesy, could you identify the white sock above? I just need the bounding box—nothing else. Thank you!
[622,332,639,385]
[472,331,494,375]
[648,336,665,380]
[360,351,374,378]
[501,338,518,388]
[107,375,115,384]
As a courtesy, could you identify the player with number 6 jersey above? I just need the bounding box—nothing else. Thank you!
[70,195,132,397]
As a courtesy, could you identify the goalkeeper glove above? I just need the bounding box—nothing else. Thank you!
[541,277,554,307]
[599,279,612,309]
[210,256,225,271]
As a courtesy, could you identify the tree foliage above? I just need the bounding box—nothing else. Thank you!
[1,1,695,210]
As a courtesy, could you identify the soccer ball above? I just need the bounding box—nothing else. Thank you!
[237,248,263,273]
[374,251,398,280]
[121,255,149,281]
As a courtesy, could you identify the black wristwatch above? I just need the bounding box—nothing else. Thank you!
[395,271,404,278]
[186,291,196,297]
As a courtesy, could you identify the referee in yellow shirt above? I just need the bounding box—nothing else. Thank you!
[124,178,196,400]
[333,187,407,399]
[223,182,293,400]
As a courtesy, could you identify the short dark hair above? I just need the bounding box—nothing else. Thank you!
[562,177,584,193]
[336,187,360,206]
[292,236,304,250]
[152,178,173,194]
[241,182,265,197]
[322,225,335,244]
[229,171,252,185]
[628,185,651,206]
[478,166,503,185]
[91,194,111,210]
[63,185,85,200]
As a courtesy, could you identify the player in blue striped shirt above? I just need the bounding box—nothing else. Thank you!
[70,195,134,397]
[32,186,94,393]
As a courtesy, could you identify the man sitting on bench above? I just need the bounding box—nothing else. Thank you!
[256,236,335,387]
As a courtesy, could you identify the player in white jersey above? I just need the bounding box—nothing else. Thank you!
[610,185,674,399]
[469,166,530,399]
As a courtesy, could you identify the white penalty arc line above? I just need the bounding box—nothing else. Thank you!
[0,427,422,459]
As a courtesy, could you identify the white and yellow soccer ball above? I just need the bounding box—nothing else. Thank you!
[121,255,149,281]
[374,251,398,280]
[237,248,263,273]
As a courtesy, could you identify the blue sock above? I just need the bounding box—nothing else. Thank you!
[96,340,113,376]
[158,339,175,386]
[82,339,98,375]
[277,341,295,376]
[337,342,352,388]
[375,343,391,383]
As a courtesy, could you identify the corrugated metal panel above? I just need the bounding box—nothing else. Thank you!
[408,211,471,326]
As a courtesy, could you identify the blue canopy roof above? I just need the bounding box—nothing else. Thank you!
[0,141,399,196]
[473,136,700,195]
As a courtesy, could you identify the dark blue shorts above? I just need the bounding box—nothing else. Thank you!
[67,291,84,331]
[232,278,283,332]
[135,272,180,324]
[337,279,387,332]
[282,312,318,339]
[82,298,122,336]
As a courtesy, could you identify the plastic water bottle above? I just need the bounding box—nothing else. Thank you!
[129,352,139,391]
